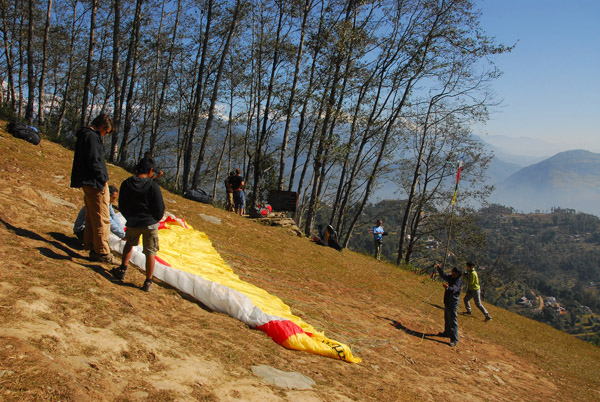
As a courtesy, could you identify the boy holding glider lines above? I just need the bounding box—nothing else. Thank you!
[435,263,463,347]
[111,157,165,292]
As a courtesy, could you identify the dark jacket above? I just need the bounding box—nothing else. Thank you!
[437,267,463,306]
[229,175,243,191]
[119,176,165,228]
[70,127,109,190]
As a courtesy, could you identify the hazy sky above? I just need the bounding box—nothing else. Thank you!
[474,0,600,153]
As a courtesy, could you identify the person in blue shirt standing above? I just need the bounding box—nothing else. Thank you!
[373,220,385,260]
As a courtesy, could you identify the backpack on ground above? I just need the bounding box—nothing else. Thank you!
[183,188,213,204]
[7,121,41,145]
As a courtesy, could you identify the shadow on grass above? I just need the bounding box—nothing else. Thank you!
[80,262,142,290]
[2,218,219,311]
[0,218,85,260]
[377,315,448,345]
[38,247,71,260]
[48,232,84,252]
[0,216,46,241]
[423,301,444,311]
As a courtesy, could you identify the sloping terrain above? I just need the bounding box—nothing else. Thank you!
[1,123,599,401]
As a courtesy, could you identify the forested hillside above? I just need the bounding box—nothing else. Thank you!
[475,205,600,345]
[1,0,508,245]
[348,201,600,345]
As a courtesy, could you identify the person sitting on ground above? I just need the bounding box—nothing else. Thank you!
[463,261,492,321]
[74,185,125,242]
[110,157,165,292]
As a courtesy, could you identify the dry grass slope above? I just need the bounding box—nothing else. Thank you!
[0,121,599,401]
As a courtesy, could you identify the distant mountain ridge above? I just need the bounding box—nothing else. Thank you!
[490,150,600,216]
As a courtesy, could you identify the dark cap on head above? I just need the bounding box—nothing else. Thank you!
[135,157,155,174]
[466,261,474,268]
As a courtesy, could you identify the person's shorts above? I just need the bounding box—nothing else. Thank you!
[233,190,245,209]
[125,224,159,256]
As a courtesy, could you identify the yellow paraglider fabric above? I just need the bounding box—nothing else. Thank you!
[155,219,361,363]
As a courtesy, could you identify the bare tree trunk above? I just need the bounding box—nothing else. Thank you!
[333,43,400,233]
[191,0,242,190]
[212,84,235,201]
[24,0,34,123]
[81,0,98,126]
[88,28,109,121]
[287,2,326,192]
[17,1,24,119]
[149,0,181,155]
[303,55,344,236]
[182,0,214,194]
[303,2,357,236]
[37,0,53,126]
[294,69,330,216]
[277,0,310,191]
[118,0,143,164]
[344,76,416,250]
[56,1,77,138]
[250,3,284,207]
[1,0,17,111]
[109,0,121,162]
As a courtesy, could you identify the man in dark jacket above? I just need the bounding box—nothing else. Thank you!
[70,113,115,263]
[111,157,165,291]
[224,171,235,212]
[436,263,463,347]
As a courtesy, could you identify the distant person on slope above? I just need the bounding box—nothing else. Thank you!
[229,168,245,216]
[372,220,386,261]
[463,261,492,321]
[436,263,463,347]
[74,185,125,242]
[70,113,116,264]
[111,157,165,292]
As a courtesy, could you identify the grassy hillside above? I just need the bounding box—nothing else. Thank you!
[1,122,599,401]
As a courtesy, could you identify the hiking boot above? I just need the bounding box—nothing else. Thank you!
[485,315,492,322]
[141,279,153,292]
[90,251,116,264]
[110,265,127,281]
[450,341,457,347]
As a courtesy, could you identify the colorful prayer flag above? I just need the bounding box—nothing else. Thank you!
[451,157,463,205]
